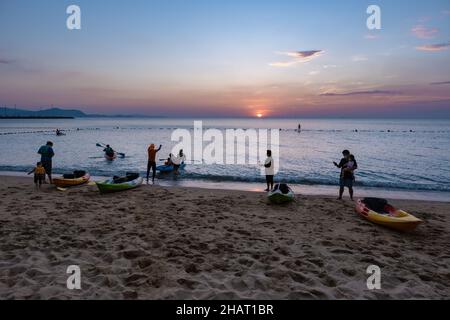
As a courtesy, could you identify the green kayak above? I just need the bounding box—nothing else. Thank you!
[267,184,295,204]
[96,173,143,193]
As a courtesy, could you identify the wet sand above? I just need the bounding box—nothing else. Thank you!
[0,175,449,299]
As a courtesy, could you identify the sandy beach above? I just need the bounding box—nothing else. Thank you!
[0,175,449,300]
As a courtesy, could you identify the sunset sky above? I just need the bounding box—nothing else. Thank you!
[0,0,449,117]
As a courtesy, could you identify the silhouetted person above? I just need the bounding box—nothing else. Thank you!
[334,150,358,201]
[103,145,115,157]
[38,141,54,184]
[264,150,274,191]
[147,143,162,183]
[171,149,186,175]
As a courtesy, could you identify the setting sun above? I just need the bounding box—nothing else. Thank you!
[256,113,263,118]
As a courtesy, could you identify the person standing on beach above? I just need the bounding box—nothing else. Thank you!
[38,141,54,184]
[147,144,162,183]
[334,150,358,201]
[28,162,45,189]
[264,150,275,192]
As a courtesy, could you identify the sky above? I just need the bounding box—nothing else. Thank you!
[0,0,449,117]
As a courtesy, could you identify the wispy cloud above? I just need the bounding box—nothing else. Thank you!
[430,81,450,85]
[352,54,368,62]
[269,50,324,67]
[416,41,450,51]
[320,90,401,97]
[364,34,380,40]
[411,24,439,39]
[442,10,450,16]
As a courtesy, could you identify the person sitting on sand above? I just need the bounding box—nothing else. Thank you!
[103,145,115,157]
[147,143,162,183]
[38,141,54,184]
[334,150,358,201]
[171,150,186,175]
[28,162,46,189]
[263,150,275,192]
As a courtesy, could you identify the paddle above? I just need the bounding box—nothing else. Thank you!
[96,142,126,158]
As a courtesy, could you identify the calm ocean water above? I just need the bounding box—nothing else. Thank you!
[1,117,449,194]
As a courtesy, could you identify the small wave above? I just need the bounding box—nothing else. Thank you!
[2,165,450,192]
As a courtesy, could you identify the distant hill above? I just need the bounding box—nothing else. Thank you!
[0,107,88,118]
[0,107,163,118]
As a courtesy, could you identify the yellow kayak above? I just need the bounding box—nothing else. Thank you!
[356,198,422,232]
[53,171,90,188]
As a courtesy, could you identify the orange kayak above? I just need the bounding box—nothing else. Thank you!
[53,171,90,188]
[356,198,422,232]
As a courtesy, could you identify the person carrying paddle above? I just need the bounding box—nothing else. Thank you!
[334,149,358,201]
[147,144,162,183]
[38,141,54,184]
[103,145,115,157]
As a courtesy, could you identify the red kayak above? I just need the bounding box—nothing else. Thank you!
[105,153,117,161]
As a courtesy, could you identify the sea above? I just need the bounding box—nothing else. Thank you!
[1,117,449,202]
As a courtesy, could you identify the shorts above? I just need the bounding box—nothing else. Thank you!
[34,174,45,184]
[173,164,180,170]
[41,160,52,175]
[340,178,353,188]
[266,175,274,184]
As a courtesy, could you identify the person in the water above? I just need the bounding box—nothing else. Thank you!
[171,150,186,175]
[103,145,115,157]
[164,153,174,166]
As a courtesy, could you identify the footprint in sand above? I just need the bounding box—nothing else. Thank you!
[177,278,200,290]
